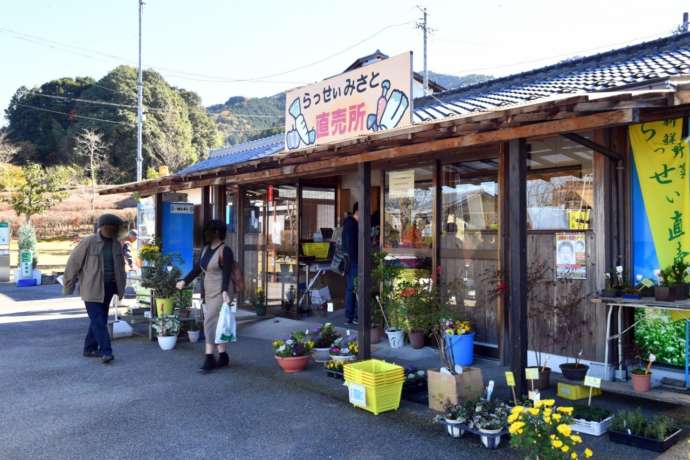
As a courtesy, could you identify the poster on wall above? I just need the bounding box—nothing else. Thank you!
[555,233,586,279]
[388,169,415,199]
[284,52,413,150]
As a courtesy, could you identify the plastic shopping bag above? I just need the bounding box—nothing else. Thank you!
[215,302,237,344]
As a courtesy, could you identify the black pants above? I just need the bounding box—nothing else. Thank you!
[84,281,116,357]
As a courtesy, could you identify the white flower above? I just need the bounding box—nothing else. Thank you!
[286,339,294,346]
[616,266,623,273]
[648,353,656,362]
[654,269,661,278]
[277,345,286,353]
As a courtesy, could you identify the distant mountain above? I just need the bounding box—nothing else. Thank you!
[208,71,495,145]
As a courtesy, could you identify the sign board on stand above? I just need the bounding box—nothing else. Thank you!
[19,250,33,279]
[0,222,9,282]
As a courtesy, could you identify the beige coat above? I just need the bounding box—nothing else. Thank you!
[63,233,126,302]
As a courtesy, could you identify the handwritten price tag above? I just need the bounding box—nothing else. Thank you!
[505,371,516,387]
[525,367,539,380]
[584,375,601,389]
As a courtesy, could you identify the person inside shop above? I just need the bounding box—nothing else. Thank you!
[342,202,359,325]
[63,214,127,364]
[176,220,241,373]
[122,229,138,271]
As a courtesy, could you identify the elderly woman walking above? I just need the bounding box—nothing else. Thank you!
[177,220,240,373]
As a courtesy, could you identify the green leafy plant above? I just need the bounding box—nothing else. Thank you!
[152,315,180,337]
[572,405,611,422]
[634,310,685,366]
[470,398,510,431]
[17,222,38,268]
[433,399,475,424]
[610,408,678,441]
[140,252,182,299]
[668,259,689,285]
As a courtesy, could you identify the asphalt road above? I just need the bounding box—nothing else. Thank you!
[0,286,687,459]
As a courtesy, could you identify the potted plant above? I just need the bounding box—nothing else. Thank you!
[139,242,160,278]
[152,315,180,350]
[443,319,474,366]
[509,400,594,460]
[630,353,655,393]
[187,321,201,343]
[325,359,346,379]
[654,268,674,301]
[668,259,689,300]
[308,323,341,363]
[602,268,621,297]
[174,287,192,319]
[399,280,431,349]
[370,250,400,344]
[329,335,358,363]
[273,330,314,373]
[251,288,267,316]
[571,405,613,436]
[470,398,510,449]
[559,350,589,381]
[609,408,682,452]
[140,252,182,317]
[622,286,641,300]
[433,399,474,438]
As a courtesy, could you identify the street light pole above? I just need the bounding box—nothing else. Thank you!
[136,0,144,182]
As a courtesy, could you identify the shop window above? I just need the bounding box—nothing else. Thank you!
[383,167,434,250]
[300,187,336,240]
[526,136,594,230]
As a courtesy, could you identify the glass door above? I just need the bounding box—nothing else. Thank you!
[242,188,266,307]
[266,185,299,309]
[440,159,500,353]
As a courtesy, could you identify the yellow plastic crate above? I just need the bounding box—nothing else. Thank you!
[343,360,405,384]
[346,380,405,415]
[557,382,602,401]
[302,242,330,259]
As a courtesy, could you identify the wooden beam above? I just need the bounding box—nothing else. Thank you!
[560,133,623,161]
[506,139,528,396]
[357,162,372,360]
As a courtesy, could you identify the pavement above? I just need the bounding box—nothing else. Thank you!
[0,283,689,459]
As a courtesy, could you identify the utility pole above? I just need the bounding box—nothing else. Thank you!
[136,0,144,182]
[416,6,429,95]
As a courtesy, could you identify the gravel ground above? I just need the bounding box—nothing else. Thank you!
[0,286,688,459]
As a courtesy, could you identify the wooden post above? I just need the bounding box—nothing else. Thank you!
[357,162,372,360]
[506,139,528,396]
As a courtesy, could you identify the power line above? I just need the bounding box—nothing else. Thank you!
[14,102,133,126]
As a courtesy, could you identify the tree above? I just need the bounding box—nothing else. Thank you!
[0,132,19,163]
[73,129,107,212]
[5,163,68,223]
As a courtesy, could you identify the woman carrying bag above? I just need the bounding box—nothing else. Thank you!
[177,220,243,373]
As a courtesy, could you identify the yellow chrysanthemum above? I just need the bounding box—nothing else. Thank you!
[561,444,570,453]
[557,407,574,415]
[570,434,582,444]
[543,407,552,416]
[543,399,555,407]
[557,424,572,437]
[571,452,578,460]
[552,413,562,422]
[584,448,593,458]
[528,408,540,416]
[509,421,526,434]
[552,439,563,449]
[511,405,525,414]
[508,413,519,424]
[549,434,556,441]
[543,416,552,424]
[445,328,454,335]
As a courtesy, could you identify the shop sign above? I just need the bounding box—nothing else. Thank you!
[0,221,9,246]
[170,203,194,214]
[555,233,586,279]
[19,250,33,279]
[284,52,412,150]
[388,169,415,199]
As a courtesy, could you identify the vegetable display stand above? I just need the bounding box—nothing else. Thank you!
[343,360,405,415]
[608,428,683,453]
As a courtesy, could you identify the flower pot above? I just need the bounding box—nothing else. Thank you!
[655,286,674,302]
[370,325,383,344]
[602,288,620,297]
[275,355,310,373]
[444,419,465,438]
[177,308,191,319]
[330,354,357,364]
[671,283,689,300]
[157,335,177,350]
[478,428,503,449]
[385,329,405,349]
[255,303,267,316]
[311,347,331,363]
[622,293,641,300]
[187,330,200,343]
[631,371,652,393]
[559,363,589,381]
[408,330,425,349]
[535,367,551,390]
[444,332,475,366]
[155,297,174,316]
[609,428,683,453]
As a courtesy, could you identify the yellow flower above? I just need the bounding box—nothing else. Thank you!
[571,453,578,460]
[511,405,525,414]
[561,444,570,453]
[445,328,454,335]
[543,416,551,424]
[549,434,556,441]
[552,413,562,422]
[543,408,552,416]
[528,408,540,416]
[508,413,519,424]
[570,434,582,444]
[584,448,593,458]
[552,439,563,449]
[557,407,574,415]
[557,424,572,437]
[509,421,526,434]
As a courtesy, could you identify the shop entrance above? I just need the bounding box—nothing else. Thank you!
[440,158,501,357]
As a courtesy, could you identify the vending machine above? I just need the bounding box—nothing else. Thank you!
[161,202,194,275]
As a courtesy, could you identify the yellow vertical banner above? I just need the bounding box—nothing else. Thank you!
[630,118,690,269]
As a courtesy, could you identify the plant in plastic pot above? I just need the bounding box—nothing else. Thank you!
[471,398,510,449]
[329,334,358,363]
[308,322,341,362]
[152,315,180,350]
[442,319,475,366]
[631,354,655,393]
[433,399,474,438]
[398,280,433,349]
[609,408,682,452]
[273,330,314,373]
[140,252,182,316]
[186,321,201,343]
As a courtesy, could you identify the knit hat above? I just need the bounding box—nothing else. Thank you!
[97,213,124,228]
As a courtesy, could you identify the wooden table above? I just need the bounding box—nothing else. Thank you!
[592,296,690,388]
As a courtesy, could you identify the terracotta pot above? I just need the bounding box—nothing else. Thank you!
[560,363,589,381]
[275,355,310,373]
[631,371,651,393]
[370,325,383,344]
[408,330,425,349]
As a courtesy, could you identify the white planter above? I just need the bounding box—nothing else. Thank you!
[330,354,357,364]
[312,347,331,363]
[386,329,404,349]
[571,415,613,437]
[444,419,465,438]
[187,330,200,343]
[157,335,177,350]
[478,428,503,449]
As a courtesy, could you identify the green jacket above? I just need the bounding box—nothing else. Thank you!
[63,233,126,303]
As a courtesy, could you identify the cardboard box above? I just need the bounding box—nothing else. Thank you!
[427,367,484,412]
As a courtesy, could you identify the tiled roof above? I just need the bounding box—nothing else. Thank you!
[177,134,283,175]
[413,32,690,121]
[182,33,690,176]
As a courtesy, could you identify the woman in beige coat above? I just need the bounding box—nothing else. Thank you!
[177,220,238,373]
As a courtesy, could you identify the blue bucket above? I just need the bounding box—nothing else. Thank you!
[445,332,475,366]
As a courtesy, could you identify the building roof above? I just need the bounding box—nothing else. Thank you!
[413,32,690,122]
[181,33,690,177]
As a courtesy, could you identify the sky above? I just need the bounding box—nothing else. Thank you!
[2,0,690,127]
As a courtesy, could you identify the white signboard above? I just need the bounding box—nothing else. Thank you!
[170,203,194,214]
[0,222,9,246]
[388,169,415,199]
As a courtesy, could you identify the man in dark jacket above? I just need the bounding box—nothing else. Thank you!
[63,214,126,364]
[341,203,359,325]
